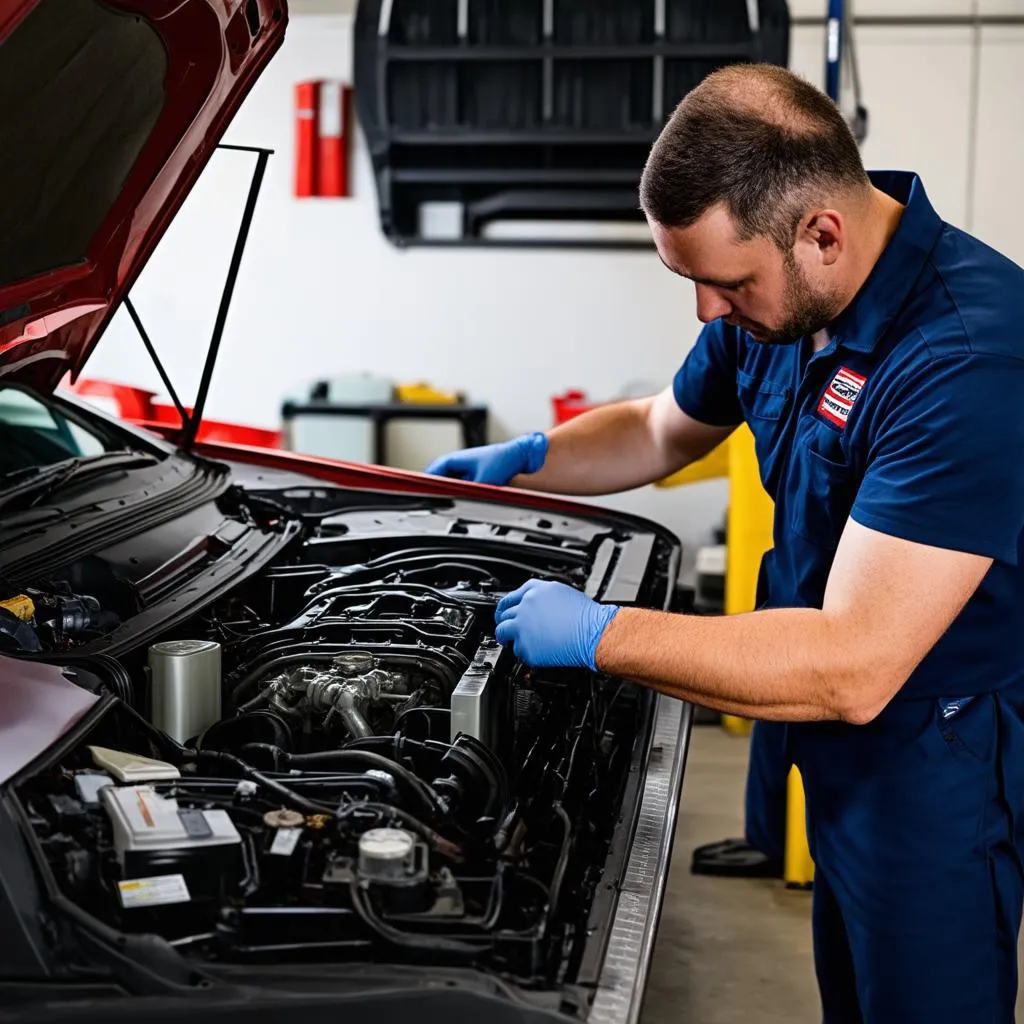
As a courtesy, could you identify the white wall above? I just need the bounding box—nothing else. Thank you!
[82,2,1024,581]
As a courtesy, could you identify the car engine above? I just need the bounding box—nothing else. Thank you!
[6,488,678,999]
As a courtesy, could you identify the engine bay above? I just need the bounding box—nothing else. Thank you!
[4,488,678,999]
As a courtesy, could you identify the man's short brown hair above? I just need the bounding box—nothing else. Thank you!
[639,64,870,250]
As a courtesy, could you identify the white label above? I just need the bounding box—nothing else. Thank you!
[117,874,190,909]
[270,827,302,856]
[319,84,343,138]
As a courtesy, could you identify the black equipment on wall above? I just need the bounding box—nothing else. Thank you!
[352,0,790,249]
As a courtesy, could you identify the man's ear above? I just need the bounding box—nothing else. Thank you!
[801,210,844,267]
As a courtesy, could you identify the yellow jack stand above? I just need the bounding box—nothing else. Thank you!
[722,426,773,738]
[784,766,815,889]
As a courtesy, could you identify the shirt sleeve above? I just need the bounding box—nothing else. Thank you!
[850,354,1024,565]
[672,320,744,427]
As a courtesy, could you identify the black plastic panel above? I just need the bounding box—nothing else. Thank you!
[552,59,653,130]
[553,0,655,45]
[354,0,791,248]
[469,0,543,44]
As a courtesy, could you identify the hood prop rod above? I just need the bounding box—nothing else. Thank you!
[179,144,272,452]
[123,297,189,427]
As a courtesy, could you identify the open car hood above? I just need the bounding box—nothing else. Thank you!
[0,0,286,393]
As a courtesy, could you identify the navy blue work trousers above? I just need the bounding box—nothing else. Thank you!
[744,718,789,865]
[792,692,1024,1022]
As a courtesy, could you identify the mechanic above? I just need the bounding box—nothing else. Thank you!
[427,63,1024,1023]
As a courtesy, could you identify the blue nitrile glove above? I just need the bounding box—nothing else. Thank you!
[494,579,620,670]
[425,432,549,485]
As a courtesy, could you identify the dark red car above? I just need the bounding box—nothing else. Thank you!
[0,3,690,1022]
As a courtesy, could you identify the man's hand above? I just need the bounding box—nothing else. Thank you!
[425,432,548,486]
[494,580,619,670]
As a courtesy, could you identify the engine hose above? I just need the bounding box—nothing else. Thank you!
[545,803,573,924]
[348,881,487,955]
[196,750,334,817]
[344,735,507,821]
[392,704,450,741]
[556,712,589,802]
[286,749,446,821]
[238,829,261,897]
[116,699,195,764]
[198,710,293,753]
[47,653,133,706]
[493,802,521,854]
[158,776,389,802]
[479,862,505,931]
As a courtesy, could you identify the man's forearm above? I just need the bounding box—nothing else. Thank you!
[511,399,684,496]
[595,606,893,724]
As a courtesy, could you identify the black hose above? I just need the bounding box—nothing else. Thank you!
[283,749,446,822]
[157,776,388,802]
[392,705,450,740]
[47,653,133,706]
[238,829,261,897]
[557,711,588,801]
[117,698,195,763]
[349,881,489,956]
[546,803,573,921]
[199,709,292,750]
[343,735,507,821]
[155,793,269,824]
[493,802,521,854]
[196,750,334,817]
[479,863,505,931]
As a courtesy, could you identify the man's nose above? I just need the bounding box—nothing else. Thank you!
[695,284,732,323]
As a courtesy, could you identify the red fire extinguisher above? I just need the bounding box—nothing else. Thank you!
[295,80,352,198]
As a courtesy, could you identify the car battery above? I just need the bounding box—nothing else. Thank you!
[101,785,242,909]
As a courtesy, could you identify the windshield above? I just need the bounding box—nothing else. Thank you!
[0,387,113,481]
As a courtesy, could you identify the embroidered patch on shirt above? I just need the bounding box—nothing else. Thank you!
[817,367,867,428]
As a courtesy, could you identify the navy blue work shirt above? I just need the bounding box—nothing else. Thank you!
[673,171,1024,701]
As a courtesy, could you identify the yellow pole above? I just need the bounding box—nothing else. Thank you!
[721,426,775,737]
[784,765,815,889]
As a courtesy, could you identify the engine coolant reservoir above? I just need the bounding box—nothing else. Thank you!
[148,639,222,744]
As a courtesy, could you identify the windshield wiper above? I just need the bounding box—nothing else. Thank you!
[0,452,160,514]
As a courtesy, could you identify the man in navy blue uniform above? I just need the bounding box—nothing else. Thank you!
[428,63,1024,1021]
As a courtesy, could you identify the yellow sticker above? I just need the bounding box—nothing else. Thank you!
[117,874,190,908]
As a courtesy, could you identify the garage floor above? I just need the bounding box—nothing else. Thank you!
[640,725,818,1023]
[641,723,1024,1023]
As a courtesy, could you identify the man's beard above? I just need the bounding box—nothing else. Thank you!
[734,254,843,345]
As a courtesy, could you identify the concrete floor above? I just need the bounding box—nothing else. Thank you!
[640,723,1024,1023]
[640,725,818,1024]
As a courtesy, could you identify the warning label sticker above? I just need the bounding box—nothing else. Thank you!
[117,873,191,909]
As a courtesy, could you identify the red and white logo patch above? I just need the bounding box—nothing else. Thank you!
[817,367,867,428]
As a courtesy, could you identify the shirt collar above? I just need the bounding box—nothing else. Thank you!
[829,171,944,354]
